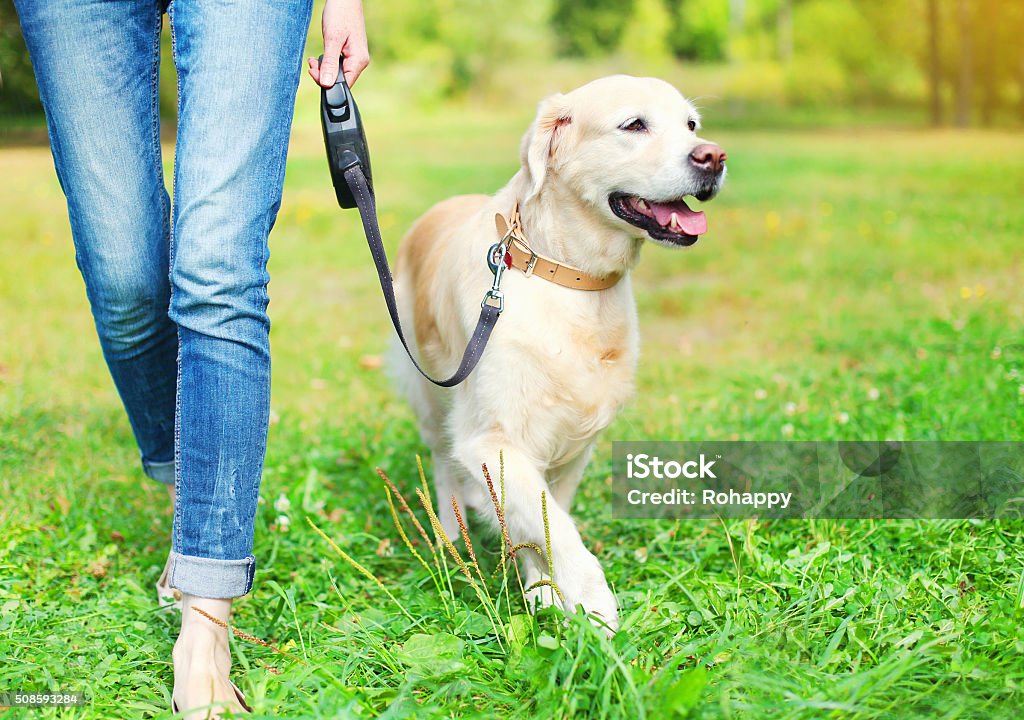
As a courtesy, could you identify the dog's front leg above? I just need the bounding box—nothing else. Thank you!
[546,444,594,512]
[431,450,463,539]
[454,441,619,634]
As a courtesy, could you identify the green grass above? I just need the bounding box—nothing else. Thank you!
[1,75,1023,719]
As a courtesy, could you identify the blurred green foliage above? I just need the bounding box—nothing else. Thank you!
[551,0,635,57]
[666,0,730,62]
[621,0,674,65]
[364,0,553,96]
[2,0,1022,126]
[0,0,42,118]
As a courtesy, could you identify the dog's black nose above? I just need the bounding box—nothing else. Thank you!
[689,143,726,173]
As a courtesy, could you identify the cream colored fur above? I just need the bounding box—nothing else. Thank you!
[390,75,723,633]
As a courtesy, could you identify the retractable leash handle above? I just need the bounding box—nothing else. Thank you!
[320,55,373,208]
[320,57,503,388]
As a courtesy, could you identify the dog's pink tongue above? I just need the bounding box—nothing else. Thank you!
[650,199,707,236]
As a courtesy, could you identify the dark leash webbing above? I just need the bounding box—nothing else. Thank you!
[342,164,503,387]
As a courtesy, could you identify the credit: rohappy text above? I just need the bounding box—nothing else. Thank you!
[625,488,793,510]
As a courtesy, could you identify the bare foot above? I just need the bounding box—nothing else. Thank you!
[172,595,249,719]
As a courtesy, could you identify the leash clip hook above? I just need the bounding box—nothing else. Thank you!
[482,230,511,313]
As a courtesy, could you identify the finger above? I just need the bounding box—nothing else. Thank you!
[307,57,321,84]
[342,48,370,87]
[320,35,343,87]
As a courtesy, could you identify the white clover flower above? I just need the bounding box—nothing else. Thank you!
[274,493,291,514]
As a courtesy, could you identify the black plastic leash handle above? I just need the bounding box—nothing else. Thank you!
[320,58,502,387]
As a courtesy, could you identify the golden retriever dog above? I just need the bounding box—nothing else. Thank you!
[391,75,726,632]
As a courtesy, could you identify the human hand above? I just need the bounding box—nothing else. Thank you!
[307,0,369,88]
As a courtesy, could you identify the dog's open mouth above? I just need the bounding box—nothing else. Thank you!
[609,194,707,246]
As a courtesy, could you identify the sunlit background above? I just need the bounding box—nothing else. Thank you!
[2,2,1024,718]
[3,0,1024,130]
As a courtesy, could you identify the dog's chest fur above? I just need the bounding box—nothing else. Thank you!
[495,280,639,464]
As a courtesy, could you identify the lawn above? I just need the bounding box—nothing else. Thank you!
[1,75,1022,719]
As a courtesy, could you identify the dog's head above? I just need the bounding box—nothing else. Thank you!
[521,75,726,248]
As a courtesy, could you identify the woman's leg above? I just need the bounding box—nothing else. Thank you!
[165,0,312,715]
[14,0,178,486]
[165,0,313,598]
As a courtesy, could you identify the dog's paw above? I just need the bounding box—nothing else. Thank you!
[557,557,619,636]
[575,584,619,637]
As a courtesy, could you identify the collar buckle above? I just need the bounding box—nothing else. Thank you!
[523,248,539,277]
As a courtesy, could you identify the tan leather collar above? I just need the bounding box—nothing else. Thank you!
[494,203,621,291]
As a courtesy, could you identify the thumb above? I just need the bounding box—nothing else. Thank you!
[320,47,342,87]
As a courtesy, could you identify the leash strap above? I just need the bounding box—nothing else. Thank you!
[343,164,502,387]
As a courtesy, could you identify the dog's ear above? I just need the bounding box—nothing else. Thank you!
[521,93,572,202]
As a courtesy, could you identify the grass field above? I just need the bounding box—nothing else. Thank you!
[1,74,1023,719]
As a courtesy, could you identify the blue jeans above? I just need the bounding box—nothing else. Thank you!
[15,0,314,598]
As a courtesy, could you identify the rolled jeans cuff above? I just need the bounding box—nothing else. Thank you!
[142,457,175,485]
[168,552,256,598]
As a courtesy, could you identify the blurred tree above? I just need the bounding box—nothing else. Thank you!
[730,0,746,32]
[551,0,634,56]
[1017,2,1024,122]
[363,0,441,63]
[0,2,43,118]
[621,0,672,64]
[787,0,899,104]
[977,0,997,126]
[437,0,527,94]
[971,0,1024,128]
[727,0,745,59]
[776,0,792,62]
[366,0,552,97]
[665,0,730,61]
[954,0,973,127]
[926,0,942,125]
[918,0,1024,128]
[4,0,1022,125]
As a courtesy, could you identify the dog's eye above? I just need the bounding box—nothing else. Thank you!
[620,118,648,133]
[687,119,697,132]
